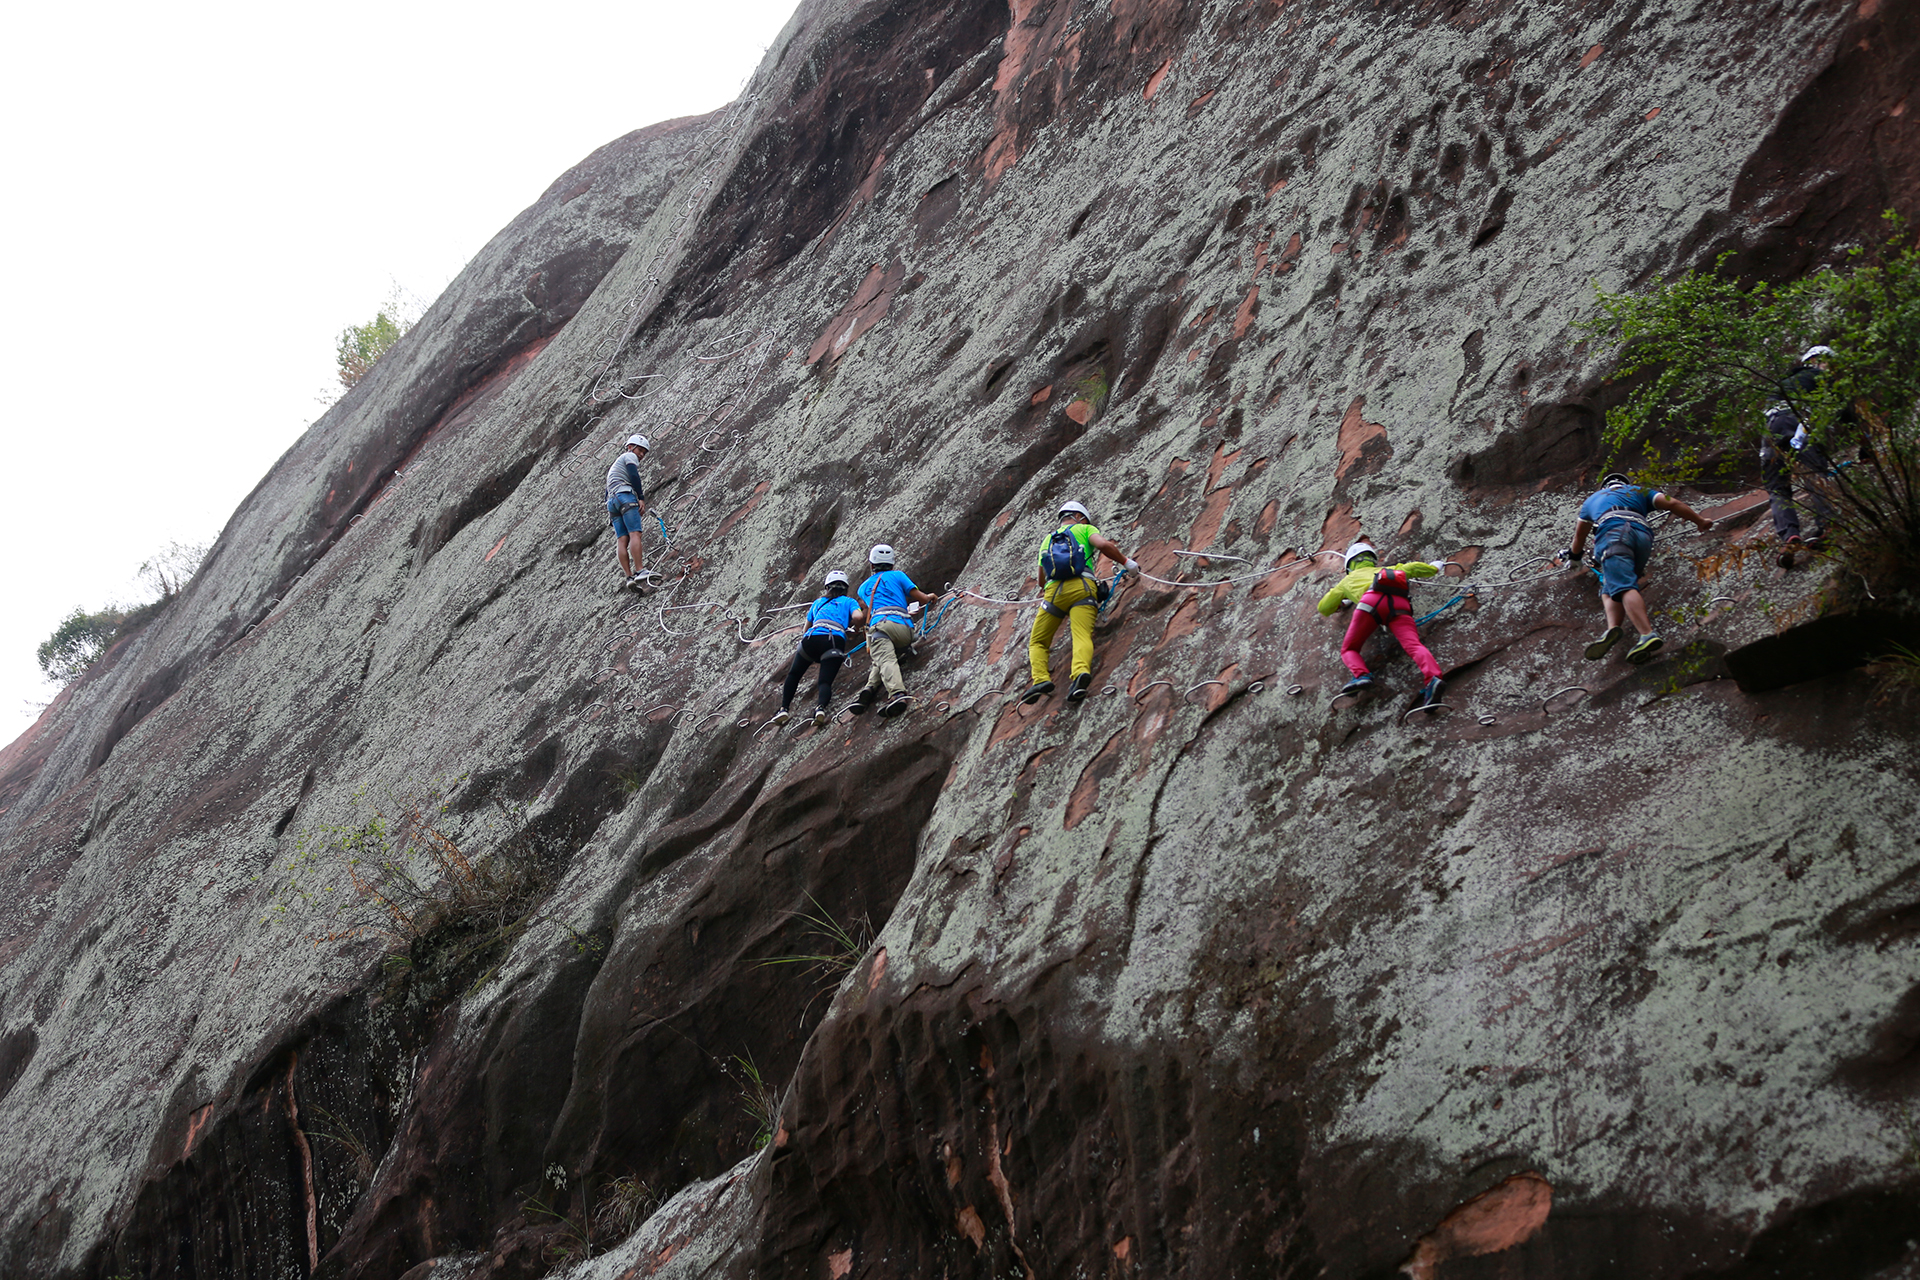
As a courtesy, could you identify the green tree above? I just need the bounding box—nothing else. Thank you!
[36,607,127,684]
[1584,215,1920,591]
[332,286,420,397]
[34,540,209,686]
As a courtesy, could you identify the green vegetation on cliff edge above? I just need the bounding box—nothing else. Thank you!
[1586,214,1920,596]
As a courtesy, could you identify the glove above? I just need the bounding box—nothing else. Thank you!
[1124,558,1139,574]
[1562,547,1583,565]
[1788,424,1809,451]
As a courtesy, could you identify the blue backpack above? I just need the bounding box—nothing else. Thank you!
[1040,527,1089,581]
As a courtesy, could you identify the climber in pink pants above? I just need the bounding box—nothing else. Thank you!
[1316,539,1447,706]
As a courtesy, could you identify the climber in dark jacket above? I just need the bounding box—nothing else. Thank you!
[1761,344,1857,560]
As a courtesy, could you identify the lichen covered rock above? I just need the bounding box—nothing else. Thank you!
[2,1,1918,1278]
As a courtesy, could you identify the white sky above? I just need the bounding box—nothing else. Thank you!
[0,0,799,745]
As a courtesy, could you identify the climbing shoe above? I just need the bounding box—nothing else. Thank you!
[1067,673,1093,702]
[1627,633,1664,665]
[1419,676,1444,708]
[1021,680,1055,704]
[850,685,883,715]
[1583,626,1624,661]
[770,708,791,727]
[812,708,831,728]
[1804,529,1826,550]
[880,692,913,718]
[1339,675,1375,697]
[1776,535,1803,568]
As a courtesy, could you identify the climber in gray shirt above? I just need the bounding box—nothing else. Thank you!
[605,434,653,587]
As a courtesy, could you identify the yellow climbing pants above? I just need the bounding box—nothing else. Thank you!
[1028,577,1098,684]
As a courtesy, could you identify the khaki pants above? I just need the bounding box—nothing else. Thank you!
[863,620,917,696]
[1028,577,1098,684]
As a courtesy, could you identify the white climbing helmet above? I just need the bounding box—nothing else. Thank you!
[1058,501,1091,522]
[627,434,650,451]
[1343,540,1377,568]
[823,570,850,590]
[1601,471,1632,488]
[869,543,895,566]
[1801,345,1833,363]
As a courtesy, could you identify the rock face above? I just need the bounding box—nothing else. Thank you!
[3,2,1919,1278]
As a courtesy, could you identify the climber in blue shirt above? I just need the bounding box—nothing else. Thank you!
[1559,472,1712,665]
[852,544,943,719]
[772,571,865,729]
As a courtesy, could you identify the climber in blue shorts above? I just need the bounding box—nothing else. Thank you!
[605,434,653,588]
[772,571,866,729]
[1559,472,1712,665]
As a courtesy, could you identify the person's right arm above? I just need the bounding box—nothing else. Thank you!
[1089,532,1139,575]
[1653,492,1713,533]
[623,459,646,508]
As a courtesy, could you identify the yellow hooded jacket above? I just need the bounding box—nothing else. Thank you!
[1316,559,1443,616]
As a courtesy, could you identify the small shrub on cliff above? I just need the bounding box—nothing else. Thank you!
[136,539,209,600]
[1584,214,1920,596]
[754,894,870,986]
[263,778,560,1003]
[327,285,421,402]
[521,1168,658,1265]
[729,1053,781,1151]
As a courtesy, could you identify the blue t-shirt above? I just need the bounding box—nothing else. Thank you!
[858,569,919,625]
[805,594,859,639]
[1578,484,1660,527]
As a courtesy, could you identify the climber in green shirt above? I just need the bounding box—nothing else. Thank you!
[1023,501,1137,704]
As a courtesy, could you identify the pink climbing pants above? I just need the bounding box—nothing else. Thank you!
[1341,590,1443,681]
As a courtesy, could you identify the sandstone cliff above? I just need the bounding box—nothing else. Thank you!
[2,1,1918,1278]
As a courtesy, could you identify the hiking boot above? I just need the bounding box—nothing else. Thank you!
[812,708,831,728]
[1021,680,1055,704]
[850,685,883,715]
[880,692,913,719]
[1066,673,1093,702]
[769,708,791,727]
[1627,633,1664,665]
[1419,676,1444,708]
[1584,626,1624,661]
[1339,675,1375,697]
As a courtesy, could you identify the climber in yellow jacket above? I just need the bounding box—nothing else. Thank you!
[1317,539,1447,706]
[1023,501,1138,705]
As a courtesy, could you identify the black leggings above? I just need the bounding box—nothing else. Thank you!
[783,634,846,710]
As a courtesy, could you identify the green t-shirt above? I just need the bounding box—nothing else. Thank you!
[1037,522,1101,576]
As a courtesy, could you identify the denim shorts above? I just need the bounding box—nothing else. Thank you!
[1594,522,1651,599]
[608,495,645,537]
